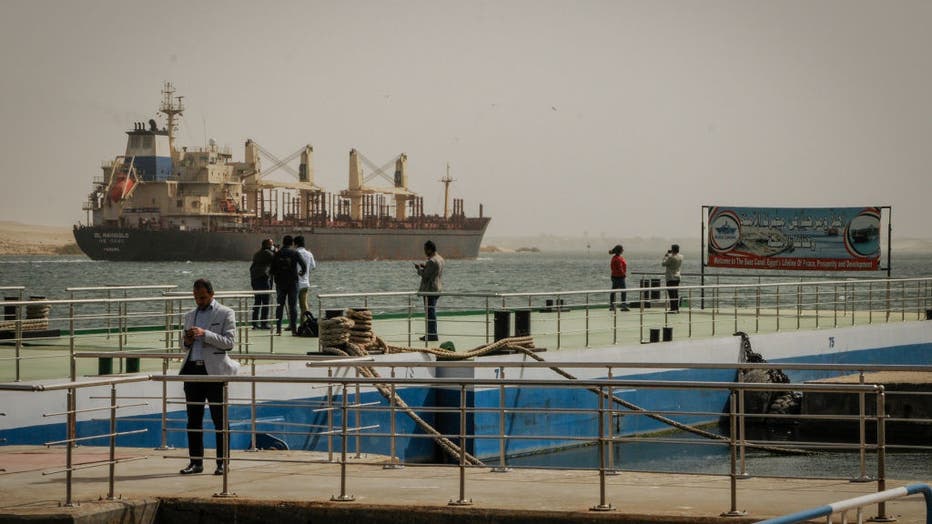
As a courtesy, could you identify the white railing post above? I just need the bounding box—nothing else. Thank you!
[589,385,614,512]
[721,390,746,517]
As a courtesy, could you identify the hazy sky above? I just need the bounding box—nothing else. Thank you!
[1,0,930,240]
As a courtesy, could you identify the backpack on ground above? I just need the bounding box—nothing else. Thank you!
[296,311,318,337]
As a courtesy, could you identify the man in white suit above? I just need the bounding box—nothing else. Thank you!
[179,278,239,475]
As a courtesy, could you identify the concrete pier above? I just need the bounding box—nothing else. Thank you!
[800,371,932,444]
[0,445,928,523]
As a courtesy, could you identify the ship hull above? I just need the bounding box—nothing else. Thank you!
[73,221,489,261]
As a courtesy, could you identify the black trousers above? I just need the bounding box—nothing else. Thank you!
[423,295,439,340]
[276,282,299,333]
[251,276,272,327]
[610,276,627,306]
[666,278,680,311]
[181,360,226,466]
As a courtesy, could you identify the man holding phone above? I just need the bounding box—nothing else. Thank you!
[415,240,444,341]
[179,278,239,475]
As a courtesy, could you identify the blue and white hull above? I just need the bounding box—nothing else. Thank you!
[1,321,930,462]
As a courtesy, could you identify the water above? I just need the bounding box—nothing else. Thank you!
[0,250,927,300]
[507,427,932,480]
[1,250,929,478]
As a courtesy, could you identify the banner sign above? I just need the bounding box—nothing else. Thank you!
[707,206,881,271]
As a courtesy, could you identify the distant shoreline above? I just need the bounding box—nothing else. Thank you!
[0,221,80,255]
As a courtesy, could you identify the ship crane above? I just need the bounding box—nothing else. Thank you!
[244,141,322,192]
[341,149,416,221]
[240,141,322,222]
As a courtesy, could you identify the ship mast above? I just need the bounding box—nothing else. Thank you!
[440,163,454,219]
[159,82,184,157]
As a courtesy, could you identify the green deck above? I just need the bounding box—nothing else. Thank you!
[2,303,924,383]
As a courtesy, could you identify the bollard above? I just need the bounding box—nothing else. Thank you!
[650,279,661,300]
[493,310,511,341]
[649,328,660,343]
[639,279,651,303]
[3,297,16,320]
[662,327,673,342]
[98,357,113,375]
[515,310,531,337]
[325,309,343,319]
[542,299,566,312]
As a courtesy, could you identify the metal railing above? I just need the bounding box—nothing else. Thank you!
[4,359,931,518]
[1,276,930,380]
[755,483,932,524]
[0,289,269,382]
[318,276,932,350]
[0,375,151,506]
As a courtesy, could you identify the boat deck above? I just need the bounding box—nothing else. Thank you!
[0,304,921,382]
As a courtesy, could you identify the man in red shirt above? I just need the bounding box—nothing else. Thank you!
[609,245,630,311]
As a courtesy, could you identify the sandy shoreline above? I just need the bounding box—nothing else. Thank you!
[0,221,79,255]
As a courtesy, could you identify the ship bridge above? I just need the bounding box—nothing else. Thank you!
[124,120,171,181]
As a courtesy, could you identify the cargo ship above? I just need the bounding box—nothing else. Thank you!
[73,83,490,261]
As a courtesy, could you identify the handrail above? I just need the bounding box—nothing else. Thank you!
[2,274,930,383]
[0,375,150,392]
[755,483,932,524]
[151,374,884,394]
[495,276,932,297]
[0,371,909,515]
[2,276,928,308]
[67,352,932,374]
[631,270,881,281]
[0,294,251,307]
[72,351,374,363]
[65,285,178,292]
[6,276,932,306]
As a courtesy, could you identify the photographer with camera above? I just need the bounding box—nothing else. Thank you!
[661,244,684,312]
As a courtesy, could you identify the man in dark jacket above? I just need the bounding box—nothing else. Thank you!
[270,235,307,335]
[249,238,275,329]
